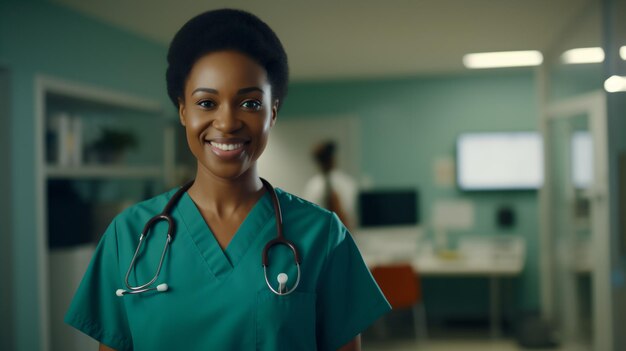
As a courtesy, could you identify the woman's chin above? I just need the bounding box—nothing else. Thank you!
[198,161,255,182]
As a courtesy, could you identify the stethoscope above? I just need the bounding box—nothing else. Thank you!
[115,178,302,297]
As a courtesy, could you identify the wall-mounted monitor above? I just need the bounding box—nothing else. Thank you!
[572,131,593,189]
[457,132,543,191]
[358,190,419,227]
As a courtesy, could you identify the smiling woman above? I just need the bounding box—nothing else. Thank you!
[178,51,276,186]
[63,8,390,351]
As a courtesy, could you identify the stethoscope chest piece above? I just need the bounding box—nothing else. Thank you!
[261,177,302,295]
[262,238,302,295]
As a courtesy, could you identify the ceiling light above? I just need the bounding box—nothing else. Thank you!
[561,47,604,64]
[604,75,626,93]
[621,46,626,60]
[463,50,543,69]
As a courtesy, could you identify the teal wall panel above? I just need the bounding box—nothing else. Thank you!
[550,64,604,102]
[281,72,542,319]
[0,1,171,349]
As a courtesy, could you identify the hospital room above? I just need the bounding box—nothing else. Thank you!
[2,0,626,350]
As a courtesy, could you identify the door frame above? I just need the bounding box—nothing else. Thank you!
[0,65,15,351]
[540,90,611,350]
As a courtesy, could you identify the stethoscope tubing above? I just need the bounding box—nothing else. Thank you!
[120,179,190,296]
[123,232,171,293]
[117,178,301,297]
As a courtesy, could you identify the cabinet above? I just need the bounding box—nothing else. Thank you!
[35,75,176,351]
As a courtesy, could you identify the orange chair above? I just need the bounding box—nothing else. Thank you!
[371,264,428,342]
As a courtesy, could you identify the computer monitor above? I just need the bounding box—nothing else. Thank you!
[456,132,544,191]
[358,189,419,227]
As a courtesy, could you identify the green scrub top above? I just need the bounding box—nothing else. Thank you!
[65,186,391,351]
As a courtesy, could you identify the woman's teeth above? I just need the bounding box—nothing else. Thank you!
[210,142,244,151]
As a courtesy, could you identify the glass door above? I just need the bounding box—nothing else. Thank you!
[547,113,592,348]
[542,91,611,351]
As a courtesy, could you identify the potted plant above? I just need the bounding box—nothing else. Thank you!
[88,128,138,164]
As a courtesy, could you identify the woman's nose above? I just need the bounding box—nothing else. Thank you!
[212,105,242,132]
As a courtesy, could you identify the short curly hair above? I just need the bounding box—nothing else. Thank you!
[166,9,289,110]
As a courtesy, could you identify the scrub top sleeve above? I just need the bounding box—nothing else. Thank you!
[315,213,391,351]
[64,218,133,351]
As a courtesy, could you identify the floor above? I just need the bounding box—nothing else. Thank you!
[360,311,590,351]
[362,339,589,351]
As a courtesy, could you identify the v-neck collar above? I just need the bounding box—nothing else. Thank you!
[176,189,273,280]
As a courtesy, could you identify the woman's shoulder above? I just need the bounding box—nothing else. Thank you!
[274,187,330,216]
[274,187,347,239]
[114,186,181,223]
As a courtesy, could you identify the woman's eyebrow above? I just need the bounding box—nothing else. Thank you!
[237,86,264,95]
[192,87,218,95]
[191,86,264,96]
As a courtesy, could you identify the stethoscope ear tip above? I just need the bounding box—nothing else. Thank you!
[116,289,125,297]
[157,283,169,292]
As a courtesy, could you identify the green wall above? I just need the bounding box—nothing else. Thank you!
[281,72,542,320]
[279,68,597,322]
[0,1,172,349]
[550,64,604,102]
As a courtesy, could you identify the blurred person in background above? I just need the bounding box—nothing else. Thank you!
[304,141,358,230]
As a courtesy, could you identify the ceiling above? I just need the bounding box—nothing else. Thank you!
[48,0,601,81]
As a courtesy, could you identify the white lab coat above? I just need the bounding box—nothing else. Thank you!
[303,169,358,229]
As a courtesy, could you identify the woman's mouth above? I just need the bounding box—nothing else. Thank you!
[205,140,248,160]
[210,142,244,151]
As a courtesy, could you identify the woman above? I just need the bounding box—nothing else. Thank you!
[65,9,390,351]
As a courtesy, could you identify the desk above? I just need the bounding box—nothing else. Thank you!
[355,227,526,338]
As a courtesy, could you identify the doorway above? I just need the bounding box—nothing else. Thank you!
[542,91,612,351]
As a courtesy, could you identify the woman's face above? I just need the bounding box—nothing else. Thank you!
[178,50,277,181]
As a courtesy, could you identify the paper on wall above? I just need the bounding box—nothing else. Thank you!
[433,156,456,188]
[432,199,475,230]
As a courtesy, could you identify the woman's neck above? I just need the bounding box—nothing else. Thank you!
[187,164,264,218]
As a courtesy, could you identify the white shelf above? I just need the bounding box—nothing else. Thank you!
[46,165,163,179]
[36,74,170,351]
[39,75,162,113]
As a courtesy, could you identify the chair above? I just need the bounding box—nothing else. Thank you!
[370,264,428,342]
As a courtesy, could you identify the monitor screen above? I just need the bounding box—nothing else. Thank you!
[358,190,419,227]
[457,132,544,190]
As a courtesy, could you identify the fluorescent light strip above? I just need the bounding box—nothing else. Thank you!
[604,75,626,93]
[561,47,604,64]
[463,50,543,69]
[621,46,626,60]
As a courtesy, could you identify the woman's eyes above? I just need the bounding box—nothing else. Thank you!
[197,100,216,109]
[240,100,262,111]
[196,99,262,111]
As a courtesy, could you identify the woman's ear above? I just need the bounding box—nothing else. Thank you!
[270,100,279,127]
[178,97,186,127]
